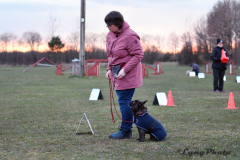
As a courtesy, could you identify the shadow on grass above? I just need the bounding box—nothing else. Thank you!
[76,131,93,135]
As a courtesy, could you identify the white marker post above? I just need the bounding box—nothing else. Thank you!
[152,92,167,106]
[76,113,94,135]
[89,88,104,100]
[198,73,205,78]
[230,64,232,74]
[236,76,240,83]
[189,71,196,77]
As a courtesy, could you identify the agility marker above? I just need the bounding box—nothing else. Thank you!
[236,76,240,83]
[56,62,64,75]
[23,57,57,72]
[85,59,108,77]
[226,61,237,75]
[89,88,104,100]
[205,61,212,74]
[166,90,175,106]
[223,75,226,81]
[198,73,205,78]
[76,113,94,135]
[189,71,196,77]
[225,92,238,109]
[152,92,167,106]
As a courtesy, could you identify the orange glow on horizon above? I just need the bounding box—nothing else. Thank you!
[1,43,184,54]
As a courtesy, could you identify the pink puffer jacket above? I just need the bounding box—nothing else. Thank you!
[106,21,144,90]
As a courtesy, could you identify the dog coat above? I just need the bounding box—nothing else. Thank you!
[134,112,167,140]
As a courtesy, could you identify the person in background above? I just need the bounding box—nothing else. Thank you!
[210,39,229,92]
[105,11,144,139]
[190,63,199,76]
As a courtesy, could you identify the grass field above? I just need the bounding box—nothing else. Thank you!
[0,63,239,160]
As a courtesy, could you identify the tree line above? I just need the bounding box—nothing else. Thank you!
[0,50,107,66]
[0,49,176,66]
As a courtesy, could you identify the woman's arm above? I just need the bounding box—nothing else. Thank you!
[122,35,144,73]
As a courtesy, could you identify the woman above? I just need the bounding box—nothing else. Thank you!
[105,11,144,139]
[211,39,229,92]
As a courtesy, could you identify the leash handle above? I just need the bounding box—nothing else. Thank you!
[109,79,133,123]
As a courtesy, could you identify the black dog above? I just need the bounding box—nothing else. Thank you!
[129,100,167,142]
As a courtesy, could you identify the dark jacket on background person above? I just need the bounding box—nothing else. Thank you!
[210,46,229,70]
[192,63,199,73]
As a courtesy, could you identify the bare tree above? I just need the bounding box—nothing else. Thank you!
[68,18,80,51]
[17,39,25,52]
[99,32,107,50]
[195,17,209,51]
[232,0,240,48]
[207,0,234,51]
[10,35,17,51]
[140,34,165,64]
[141,34,154,51]
[85,32,98,52]
[232,0,240,64]
[194,16,212,62]
[178,31,194,65]
[154,35,165,52]
[168,33,179,54]
[181,32,193,48]
[0,32,17,52]
[22,31,42,51]
[45,15,61,40]
[68,31,79,51]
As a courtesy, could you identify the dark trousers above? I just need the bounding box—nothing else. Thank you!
[213,69,225,91]
[116,88,135,132]
[195,71,199,76]
[192,69,199,76]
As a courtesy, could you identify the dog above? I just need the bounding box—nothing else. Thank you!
[129,100,167,142]
[186,70,190,76]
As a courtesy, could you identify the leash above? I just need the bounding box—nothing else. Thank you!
[108,79,133,123]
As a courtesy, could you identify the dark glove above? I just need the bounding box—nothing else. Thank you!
[216,58,221,62]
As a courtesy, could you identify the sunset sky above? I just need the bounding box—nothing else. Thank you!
[0,0,218,51]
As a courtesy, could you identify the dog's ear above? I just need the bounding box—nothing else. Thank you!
[140,100,148,106]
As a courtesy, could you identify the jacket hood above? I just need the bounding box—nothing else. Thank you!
[121,21,130,32]
[114,21,130,37]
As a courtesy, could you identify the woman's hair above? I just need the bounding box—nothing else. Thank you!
[105,11,124,29]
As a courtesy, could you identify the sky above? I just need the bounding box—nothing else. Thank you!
[0,0,219,51]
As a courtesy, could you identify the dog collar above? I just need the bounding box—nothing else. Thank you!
[135,111,149,117]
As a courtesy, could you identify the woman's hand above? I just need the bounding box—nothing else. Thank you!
[116,69,126,79]
[106,70,112,79]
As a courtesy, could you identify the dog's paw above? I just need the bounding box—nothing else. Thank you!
[137,139,144,142]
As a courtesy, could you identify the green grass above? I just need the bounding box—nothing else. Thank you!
[0,63,239,160]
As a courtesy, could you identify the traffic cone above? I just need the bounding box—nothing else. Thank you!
[225,92,238,109]
[220,49,229,63]
[166,90,175,106]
